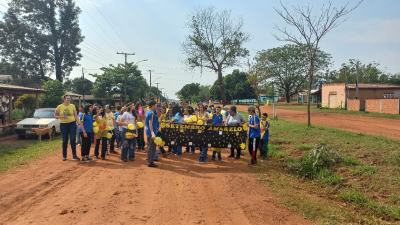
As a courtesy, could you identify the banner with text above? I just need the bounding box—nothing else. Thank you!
[160,123,247,149]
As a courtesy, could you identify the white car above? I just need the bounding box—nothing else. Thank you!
[15,108,60,139]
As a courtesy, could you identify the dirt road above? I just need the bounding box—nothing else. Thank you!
[234,105,400,140]
[0,147,311,225]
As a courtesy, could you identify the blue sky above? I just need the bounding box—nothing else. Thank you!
[2,0,400,99]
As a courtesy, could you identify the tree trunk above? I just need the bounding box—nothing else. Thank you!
[217,69,227,105]
[307,58,314,127]
[285,88,290,103]
[256,94,261,117]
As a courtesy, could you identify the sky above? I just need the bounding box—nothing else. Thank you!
[1,0,399,99]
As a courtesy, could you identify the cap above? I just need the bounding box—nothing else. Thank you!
[1,101,6,105]
[223,106,228,109]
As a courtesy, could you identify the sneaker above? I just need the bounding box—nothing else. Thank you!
[218,159,221,162]
[110,150,118,154]
[162,152,171,157]
[77,144,81,146]
[148,163,158,168]
[198,161,207,164]
[95,156,99,159]
[62,157,66,161]
[73,156,80,161]
[122,159,127,162]
[87,157,93,161]
[211,158,215,161]
[101,157,105,160]
[81,157,88,162]
[129,158,134,161]
[227,155,234,158]
[141,149,146,153]
[234,157,240,159]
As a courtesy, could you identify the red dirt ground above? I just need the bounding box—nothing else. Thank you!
[0,146,311,225]
[234,105,400,140]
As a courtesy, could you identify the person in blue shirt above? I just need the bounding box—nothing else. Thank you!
[212,106,223,126]
[145,100,159,167]
[246,106,261,165]
[167,105,183,155]
[114,105,121,149]
[153,103,169,160]
[79,104,93,162]
[259,113,270,160]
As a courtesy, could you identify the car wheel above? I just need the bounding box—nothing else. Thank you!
[18,135,25,139]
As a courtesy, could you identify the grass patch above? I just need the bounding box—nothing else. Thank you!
[238,110,400,224]
[277,105,400,120]
[0,138,62,173]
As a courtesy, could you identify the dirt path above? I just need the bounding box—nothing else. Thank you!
[234,105,400,140]
[0,146,311,225]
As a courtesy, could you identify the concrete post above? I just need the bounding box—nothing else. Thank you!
[35,93,40,109]
[8,92,12,124]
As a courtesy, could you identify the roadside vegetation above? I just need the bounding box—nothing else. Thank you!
[239,110,400,224]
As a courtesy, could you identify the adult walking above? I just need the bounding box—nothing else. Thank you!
[145,100,158,167]
[135,102,146,152]
[93,106,108,160]
[119,103,138,162]
[76,105,83,146]
[55,95,80,161]
[225,106,246,159]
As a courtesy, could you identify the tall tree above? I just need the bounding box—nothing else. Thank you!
[331,60,385,84]
[273,0,362,126]
[0,0,84,82]
[182,6,250,104]
[40,79,65,107]
[176,83,200,102]
[257,44,332,103]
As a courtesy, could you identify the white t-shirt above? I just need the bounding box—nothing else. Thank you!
[116,115,123,131]
[121,112,136,130]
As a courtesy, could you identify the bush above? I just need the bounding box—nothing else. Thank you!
[287,144,341,179]
[12,108,32,120]
[14,94,41,110]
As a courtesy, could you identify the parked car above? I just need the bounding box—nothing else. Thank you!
[15,108,60,139]
[214,100,219,104]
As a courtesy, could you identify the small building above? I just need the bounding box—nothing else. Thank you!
[259,94,279,103]
[322,83,400,109]
[297,89,320,103]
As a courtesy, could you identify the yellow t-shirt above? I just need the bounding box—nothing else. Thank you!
[159,113,167,122]
[105,112,115,130]
[56,104,76,123]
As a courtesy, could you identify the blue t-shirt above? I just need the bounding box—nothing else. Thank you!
[249,114,261,138]
[114,112,120,130]
[225,111,229,118]
[79,113,93,133]
[145,110,158,135]
[262,121,270,140]
[212,114,223,126]
[173,112,182,124]
[153,109,160,128]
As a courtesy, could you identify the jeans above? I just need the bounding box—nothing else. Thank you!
[147,135,156,165]
[137,128,145,150]
[109,131,115,152]
[60,122,77,158]
[76,125,81,145]
[185,146,195,153]
[199,147,208,162]
[79,132,92,157]
[121,128,136,160]
[212,151,221,160]
[115,129,121,148]
[173,146,182,155]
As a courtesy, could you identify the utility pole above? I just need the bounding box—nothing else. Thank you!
[155,82,160,102]
[117,52,135,103]
[355,61,359,99]
[160,88,164,103]
[82,67,86,105]
[148,70,154,99]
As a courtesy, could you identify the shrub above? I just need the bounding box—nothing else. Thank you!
[287,144,341,179]
[14,94,41,110]
[12,108,32,120]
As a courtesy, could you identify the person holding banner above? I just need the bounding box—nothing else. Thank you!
[198,119,214,163]
[246,106,261,165]
[196,103,209,123]
[145,100,159,167]
[226,106,246,159]
[168,105,183,156]
[183,108,195,154]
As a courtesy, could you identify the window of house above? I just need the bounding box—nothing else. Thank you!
[383,93,394,98]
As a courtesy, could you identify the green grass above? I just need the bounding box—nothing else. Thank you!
[0,138,62,173]
[276,105,400,120]
[238,110,400,224]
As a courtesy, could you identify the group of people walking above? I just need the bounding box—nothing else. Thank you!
[55,95,271,167]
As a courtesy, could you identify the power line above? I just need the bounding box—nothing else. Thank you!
[82,40,121,62]
[80,17,119,52]
[81,42,120,64]
[80,46,118,65]
[88,0,135,53]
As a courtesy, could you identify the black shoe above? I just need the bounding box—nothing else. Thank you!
[211,158,215,161]
[110,150,118,154]
[87,157,93,161]
[162,152,171,157]
[81,157,88,162]
[129,158,134,161]
[148,163,158,168]
[101,157,105,160]
[228,155,234,158]
[122,159,127,162]
[234,157,240,159]
[95,156,99,159]
[73,156,80,161]
[62,157,66,161]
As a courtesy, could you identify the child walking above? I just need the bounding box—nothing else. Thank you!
[119,103,138,162]
[259,113,270,160]
[246,106,261,165]
[93,106,108,160]
[79,104,93,162]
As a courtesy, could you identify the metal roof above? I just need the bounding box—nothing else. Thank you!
[0,84,47,94]
[346,83,400,89]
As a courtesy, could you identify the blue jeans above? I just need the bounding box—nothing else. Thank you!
[121,128,137,160]
[76,125,81,145]
[185,146,195,153]
[173,146,182,155]
[60,122,77,158]
[115,129,121,148]
[212,151,221,160]
[199,147,208,162]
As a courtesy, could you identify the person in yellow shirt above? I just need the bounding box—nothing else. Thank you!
[105,105,117,154]
[93,106,108,160]
[55,95,80,161]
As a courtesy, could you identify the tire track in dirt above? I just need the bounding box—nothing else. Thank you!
[0,146,312,225]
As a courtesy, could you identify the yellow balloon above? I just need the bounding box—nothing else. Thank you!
[93,126,99,133]
[154,137,162,145]
[186,118,192,123]
[93,122,97,127]
[160,141,165,146]
[137,122,144,128]
[128,123,134,130]
[191,115,197,122]
[107,133,112,139]
[197,120,204,125]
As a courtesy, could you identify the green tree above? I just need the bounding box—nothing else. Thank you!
[176,83,200,102]
[257,45,332,103]
[331,61,386,84]
[198,85,211,102]
[181,6,250,104]
[0,0,84,81]
[14,94,41,110]
[64,77,94,95]
[40,80,65,107]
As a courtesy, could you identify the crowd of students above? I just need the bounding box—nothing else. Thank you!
[55,95,270,167]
